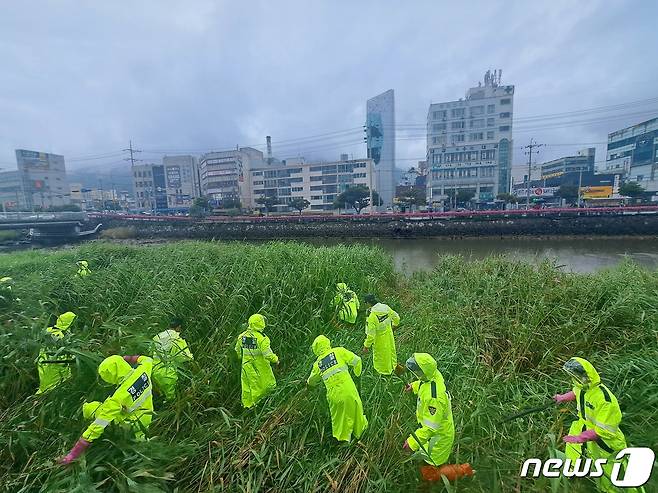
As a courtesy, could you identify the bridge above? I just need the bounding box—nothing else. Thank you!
[0,212,102,241]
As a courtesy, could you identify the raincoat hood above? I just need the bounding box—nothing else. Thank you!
[248,314,266,332]
[98,355,133,385]
[407,352,437,381]
[0,276,12,283]
[311,335,332,356]
[564,357,600,389]
[77,260,89,267]
[336,283,348,292]
[371,303,389,315]
[55,311,77,331]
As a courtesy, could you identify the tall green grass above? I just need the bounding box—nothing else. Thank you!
[0,242,656,492]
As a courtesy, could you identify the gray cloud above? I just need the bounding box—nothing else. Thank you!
[0,0,656,176]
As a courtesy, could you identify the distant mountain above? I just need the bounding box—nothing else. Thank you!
[67,162,133,193]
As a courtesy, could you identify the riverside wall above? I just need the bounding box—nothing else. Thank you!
[102,212,658,240]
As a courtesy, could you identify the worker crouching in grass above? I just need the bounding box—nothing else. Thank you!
[307,335,368,442]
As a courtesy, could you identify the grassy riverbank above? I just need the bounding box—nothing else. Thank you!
[1,241,657,492]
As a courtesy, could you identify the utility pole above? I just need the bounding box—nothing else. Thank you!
[577,168,583,208]
[523,139,543,210]
[123,140,142,167]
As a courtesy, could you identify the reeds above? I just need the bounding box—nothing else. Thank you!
[1,242,656,492]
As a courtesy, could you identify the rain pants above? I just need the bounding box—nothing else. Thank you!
[151,329,194,400]
[364,302,400,375]
[37,312,77,394]
[235,314,278,408]
[307,335,368,441]
[407,353,454,466]
[81,355,154,441]
[564,358,632,493]
[332,283,360,324]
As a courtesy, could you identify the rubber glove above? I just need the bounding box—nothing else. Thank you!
[404,384,412,393]
[123,355,140,364]
[563,429,598,443]
[553,390,576,403]
[403,439,411,451]
[57,438,91,465]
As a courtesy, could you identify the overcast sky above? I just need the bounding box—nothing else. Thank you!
[1,0,657,178]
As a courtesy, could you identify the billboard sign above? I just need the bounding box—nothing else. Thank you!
[366,112,384,165]
[513,186,559,197]
[166,166,182,188]
[581,185,613,199]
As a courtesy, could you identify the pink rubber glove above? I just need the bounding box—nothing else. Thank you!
[123,355,140,364]
[57,438,91,465]
[553,390,576,403]
[402,439,411,451]
[563,429,598,443]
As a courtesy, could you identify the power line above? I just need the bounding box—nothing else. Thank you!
[122,140,142,167]
[523,139,544,210]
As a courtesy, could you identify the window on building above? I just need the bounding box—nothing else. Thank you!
[470,119,485,129]
[499,112,511,119]
[470,132,484,141]
[451,108,465,118]
[487,117,495,127]
[311,185,323,191]
[500,98,511,105]
[470,106,484,117]
[292,187,303,192]
[451,121,465,130]
[310,166,322,172]
[432,135,447,145]
[311,195,322,200]
[252,171,263,176]
[452,134,465,143]
[487,104,495,114]
[310,176,322,181]
[432,123,447,132]
[264,170,277,178]
[499,125,510,131]
[487,131,495,139]
[253,180,264,185]
[433,110,447,119]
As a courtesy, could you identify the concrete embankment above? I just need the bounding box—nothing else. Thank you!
[102,211,658,240]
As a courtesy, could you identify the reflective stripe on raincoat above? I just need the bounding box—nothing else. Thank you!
[37,312,77,394]
[307,335,368,442]
[235,314,278,408]
[82,355,154,441]
[332,283,360,324]
[151,329,194,400]
[407,353,454,466]
[564,357,630,493]
[364,302,399,375]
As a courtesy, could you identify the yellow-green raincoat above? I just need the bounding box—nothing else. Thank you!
[364,302,400,374]
[235,314,278,408]
[37,312,77,394]
[151,329,194,400]
[332,283,360,324]
[307,335,368,441]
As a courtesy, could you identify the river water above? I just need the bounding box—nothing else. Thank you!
[305,237,658,274]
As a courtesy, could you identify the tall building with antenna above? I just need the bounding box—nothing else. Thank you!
[366,89,395,208]
[426,71,514,208]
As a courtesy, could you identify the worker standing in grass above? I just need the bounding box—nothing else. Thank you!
[57,354,154,465]
[307,335,368,442]
[554,357,634,493]
[403,353,455,466]
[151,318,194,401]
[362,294,400,375]
[37,311,77,394]
[0,276,16,308]
[235,314,279,408]
[332,282,360,325]
[75,260,91,277]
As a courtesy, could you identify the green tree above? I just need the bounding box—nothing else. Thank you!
[396,187,426,211]
[289,197,310,215]
[333,185,382,214]
[496,193,518,204]
[619,181,645,198]
[256,196,279,215]
[456,189,475,205]
[190,197,210,217]
[556,184,579,202]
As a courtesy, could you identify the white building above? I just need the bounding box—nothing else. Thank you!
[603,117,658,193]
[11,149,71,209]
[199,147,265,207]
[426,71,514,206]
[162,155,200,210]
[132,163,155,211]
[248,156,375,212]
[366,90,395,208]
